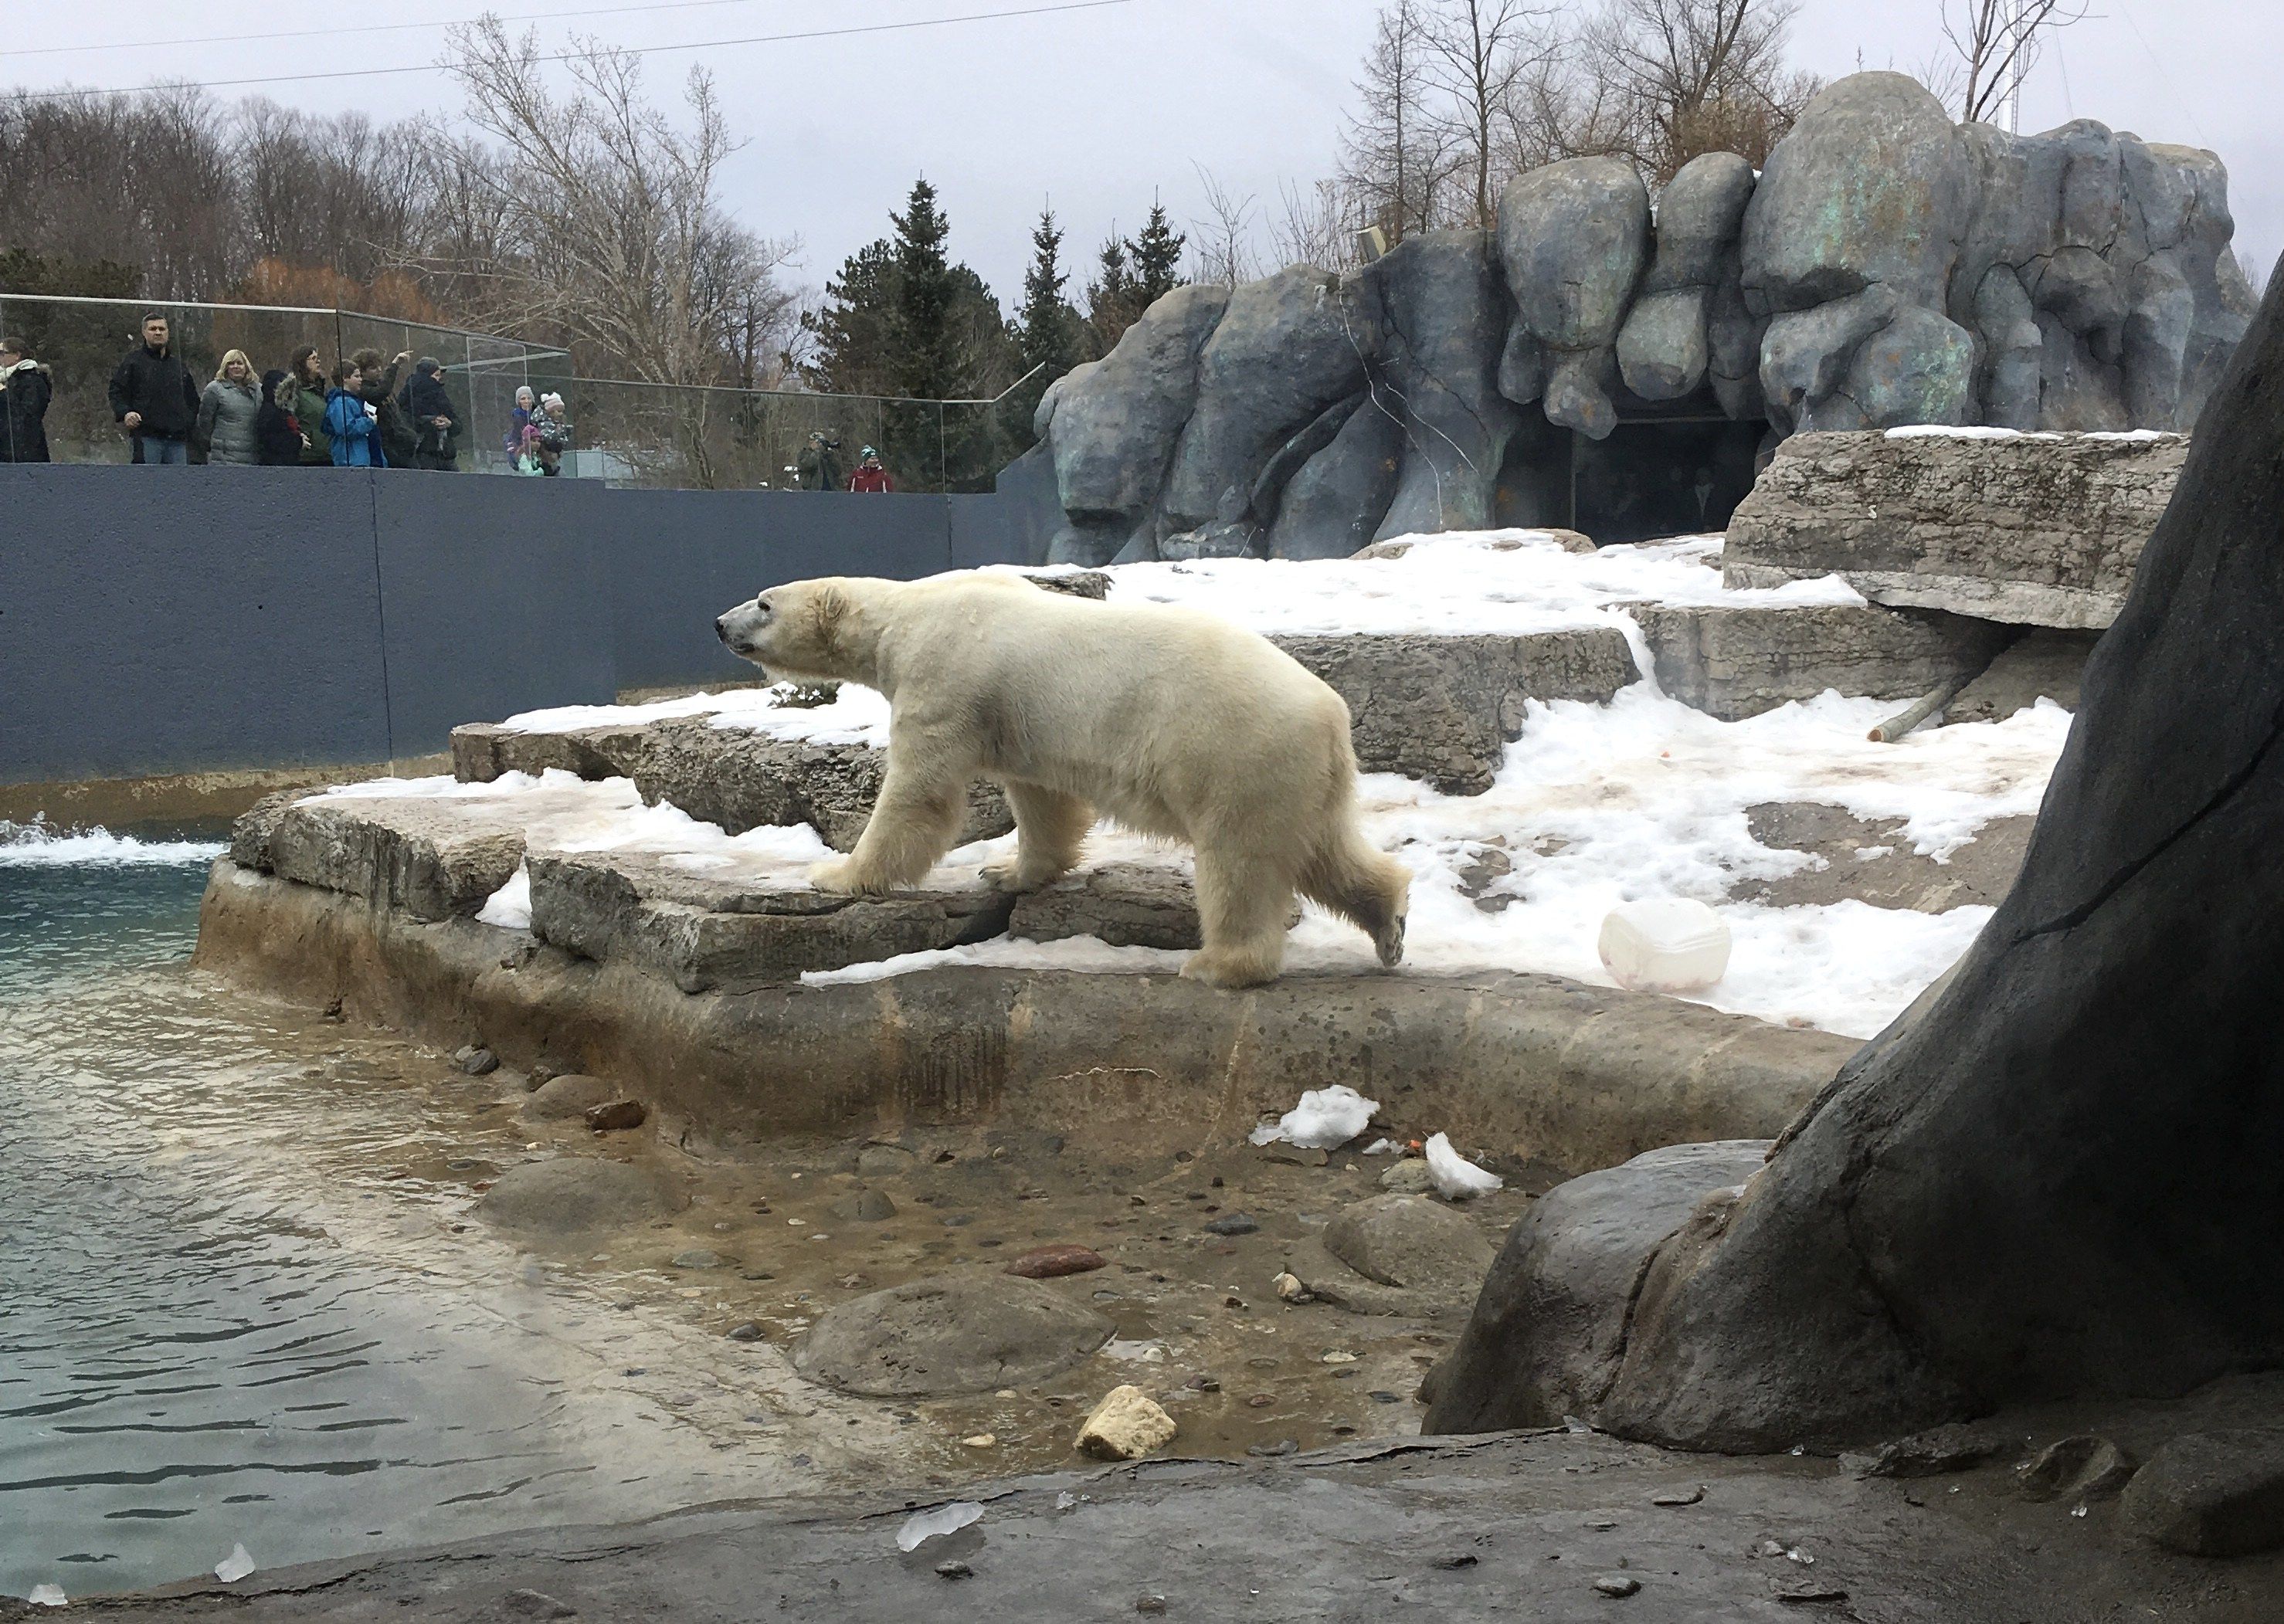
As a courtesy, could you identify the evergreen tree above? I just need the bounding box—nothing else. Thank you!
[888,177,961,401]
[1006,205,1088,451]
[1086,233,1139,354]
[799,239,899,398]
[1125,200,1186,310]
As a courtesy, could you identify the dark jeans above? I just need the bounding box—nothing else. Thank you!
[413,451,456,472]
[131,434,188,465]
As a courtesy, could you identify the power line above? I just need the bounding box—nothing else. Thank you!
[7,0,1134,101]
[0,0,803,62]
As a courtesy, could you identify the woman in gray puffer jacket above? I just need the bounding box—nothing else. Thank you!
[197,349,264,466]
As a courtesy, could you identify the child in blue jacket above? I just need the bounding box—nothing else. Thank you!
[323,361,387,467]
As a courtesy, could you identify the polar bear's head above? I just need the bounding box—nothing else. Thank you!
[715,578,864,680]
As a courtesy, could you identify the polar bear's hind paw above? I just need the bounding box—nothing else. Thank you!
[806,858,864,894]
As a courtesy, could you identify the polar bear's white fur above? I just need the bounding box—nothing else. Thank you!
[714,571,1409,988]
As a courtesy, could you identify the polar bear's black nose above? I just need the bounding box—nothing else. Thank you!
[714,615,731,643]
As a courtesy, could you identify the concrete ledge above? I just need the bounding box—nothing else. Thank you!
[192,859,1856,1175]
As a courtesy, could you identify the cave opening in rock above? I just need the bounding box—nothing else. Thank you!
[1492,409,1764,544]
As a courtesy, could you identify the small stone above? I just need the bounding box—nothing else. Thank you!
[1135,1597,1167,1615]
[1261,1143,1329,1167]
[1077,1385,1178,1460]
[1854,1421,2003,1478]
[725,1321,765,1341]
[1272,1271,1311,1302]
[935,1560,972,1580]
[857,1144,917,1178]
[1369,1389,1402,1404]
[1431,1553,1478,1570]
[2018,1435,2136,1504]
[1379,1160,1436,1195]
[500,1590,579,1619]
[1189,1375,1222,1392]
[1204,1212,1261,1236]
[1775,1582,1850,1604]
[829,1188,897,1223]
[962,1433,997,1449]
[1651,1487,1704,1507]
[1003,1244,1108,1279]
[1247,1394,1274,1409]
[457,1046,500,1076]
[671,1249,723,1270]
[942,1213,974,1228]
[1247,1439,1298,1458]
[1593,1574,1641,1597]
[1319,1350,1358,1365]
[584,1099,647,1131]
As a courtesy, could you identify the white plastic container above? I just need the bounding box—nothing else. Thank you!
[1597,899,1732,993]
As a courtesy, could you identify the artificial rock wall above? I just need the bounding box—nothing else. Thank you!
[1036,72,2255,567]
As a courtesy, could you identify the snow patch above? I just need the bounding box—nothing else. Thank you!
[1424,1133,1504,1199]
[1247,1085,1380,1150]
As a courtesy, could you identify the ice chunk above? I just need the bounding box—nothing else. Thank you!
[214,1544,256,1583]
[27,1584,66,1608]
[1597,898,1732,993]
[477,864,533,930]
[1424,1132,1503,1199]
[896,1501,984,1551]
[1248,1084,1380,1150]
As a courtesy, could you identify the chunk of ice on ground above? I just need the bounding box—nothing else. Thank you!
[214,1544,256,1583]
[477,863,533,929]
[27,1584,66,1607]
[1424,1133,1503,1199]
[896,1501,985,1551]
[1248,1084,1380,1149]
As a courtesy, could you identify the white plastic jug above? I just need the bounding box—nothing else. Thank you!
[1597,899,1732,993]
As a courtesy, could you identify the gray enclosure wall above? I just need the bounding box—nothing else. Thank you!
[0,463,1055,786]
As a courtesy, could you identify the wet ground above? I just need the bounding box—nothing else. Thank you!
[0,839,1529,1602]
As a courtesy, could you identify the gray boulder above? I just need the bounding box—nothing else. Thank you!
[1498,157,1649,438]
[258,796,526,923]
[1325,1194,1497,1300]
[1160,265,1378,539]
[1423,1141,1771,1434]
[793,1272,1114,1397]
[476,1158,684,1239]
[1363,229,1522,538]
[520,1073,620,1122]
[1008,861,1210,951]
[2121,1430,2284,1557]
[1630,602,2011,721]
[1617,153,1756,402]
[1050,285,1230,549]
[1741,72,1966,314]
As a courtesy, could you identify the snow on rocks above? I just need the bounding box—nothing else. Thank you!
[1424,1133,1505,1199]
[1248,1085,1380,1150]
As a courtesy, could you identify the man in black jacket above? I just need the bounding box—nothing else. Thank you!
[107,312,199,465]
[397,357,461,471]
[0,336,52,463]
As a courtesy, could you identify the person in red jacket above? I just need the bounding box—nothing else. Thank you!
[847,445,894,493]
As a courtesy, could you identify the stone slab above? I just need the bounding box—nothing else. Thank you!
[251,795,531,922]
[527,849,1016,992]
[1271,630,1637,794]
[1722,430,2187,629]
[1630,602,2013,720]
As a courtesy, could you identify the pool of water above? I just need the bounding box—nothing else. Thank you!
[0,826,738,1601]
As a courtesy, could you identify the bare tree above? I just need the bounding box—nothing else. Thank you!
[1269,178,1361,271]
[1418,0,1553,227]
[1187,164,1261,286]
[1937,0,2089,127]
[1582,0,1818,181]
[1339,0,1461,242]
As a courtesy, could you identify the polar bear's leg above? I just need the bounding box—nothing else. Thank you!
[983,781,1094,892]
[1299,830,1412,968]
[1181,846,1294,988]
[809,764,968,894]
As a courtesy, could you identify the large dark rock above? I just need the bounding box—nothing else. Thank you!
[1160,266,1377,541]
[2120,1431,2284,1556]
[1424,1141,1770,1434]
[1497,157,1649,439]
[1555,270,2284,1453]
[1262,398,1403,560]
[1363,230,1522,538]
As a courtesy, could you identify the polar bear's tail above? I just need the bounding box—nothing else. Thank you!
[1300,828,1411,969]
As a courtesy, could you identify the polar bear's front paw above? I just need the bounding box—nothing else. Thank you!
[806,858,863,894]
[982,858,1061,893]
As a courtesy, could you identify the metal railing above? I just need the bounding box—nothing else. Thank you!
[0,292,1036,493]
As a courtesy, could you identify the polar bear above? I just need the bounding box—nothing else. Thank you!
[714,571,1409,988]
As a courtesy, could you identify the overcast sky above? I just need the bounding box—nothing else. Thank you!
[6,0,2278,313]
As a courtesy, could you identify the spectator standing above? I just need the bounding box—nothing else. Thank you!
[399,357,460,471]
[107,312,199,465]
[196,350,263,466]
[254,368,305,466]
[796,429,843,491]
[0,337,52,463]
[847,445,894,493]
[351,348,418,468]
[534,392,572,476]
[322,361,386,467]
[285,345,331,465]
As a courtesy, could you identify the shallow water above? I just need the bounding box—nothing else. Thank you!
[0,832,735,1600]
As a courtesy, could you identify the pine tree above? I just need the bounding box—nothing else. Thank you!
[889,177,961,401]
[1125,200,1186,310]
[799,239,900,397]
[1006,205,1087,451]
[1086,233,1139,353]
